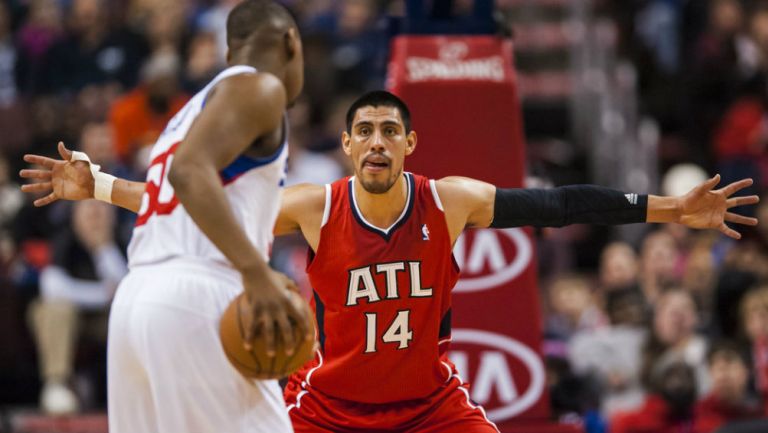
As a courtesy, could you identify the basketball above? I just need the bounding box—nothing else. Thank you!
[219,291,315,380]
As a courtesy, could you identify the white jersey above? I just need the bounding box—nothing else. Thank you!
[127,65,288,269]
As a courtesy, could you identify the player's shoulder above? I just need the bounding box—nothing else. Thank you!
[434,176,487,197]
[212,71,287,110]
[433,176,495,211]
[282,183,326,215]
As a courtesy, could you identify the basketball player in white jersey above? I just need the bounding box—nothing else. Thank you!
[22,1,311,432]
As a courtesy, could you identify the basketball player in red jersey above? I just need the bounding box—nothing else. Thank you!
[21,91,759,432]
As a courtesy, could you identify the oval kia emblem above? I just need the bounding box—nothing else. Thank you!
[450,329,546,421]
[453,228,533,293]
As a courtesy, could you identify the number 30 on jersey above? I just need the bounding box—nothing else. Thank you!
[136,143,180,226]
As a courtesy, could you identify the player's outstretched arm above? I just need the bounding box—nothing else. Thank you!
[168,72,311,357]
[20,141,145,212]
[435,175,759,242]
[274,183,325,251]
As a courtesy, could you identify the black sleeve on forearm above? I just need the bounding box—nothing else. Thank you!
[489,185,648,228]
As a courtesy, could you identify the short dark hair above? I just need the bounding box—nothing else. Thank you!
[345,91,412,133]
[226,0,295,49]
[706,340,748,366]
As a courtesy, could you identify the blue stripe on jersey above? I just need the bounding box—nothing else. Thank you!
[219,141,286,185]
[313,290,326,353]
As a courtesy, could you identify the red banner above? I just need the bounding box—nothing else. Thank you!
[387,35,551,427]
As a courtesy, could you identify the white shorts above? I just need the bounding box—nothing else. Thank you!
[107,259,293,433]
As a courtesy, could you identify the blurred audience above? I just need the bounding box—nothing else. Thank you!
[639,231,681,304]
[182,32,223,93]
[28,200,126,414]
[546,274,607,343]
[43,0,149,94]
[109,49,188,170]
[569,287,647,418]
[695,340,764,432]
[641,288,709,398]
[741,286,768,412]
[610,362,698,433]
[599,241,640,292]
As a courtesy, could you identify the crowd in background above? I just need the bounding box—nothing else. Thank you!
[539,0,768,432]
[0,0,767,432]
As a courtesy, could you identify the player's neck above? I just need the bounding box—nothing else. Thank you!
[229,50,286,83]
[353,174,408,230]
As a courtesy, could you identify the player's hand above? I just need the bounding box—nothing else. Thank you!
[241,267,313,359]
[19,142,94,206]
[678,174,759,239]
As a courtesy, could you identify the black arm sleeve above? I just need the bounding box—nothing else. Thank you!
[489,185,648,228]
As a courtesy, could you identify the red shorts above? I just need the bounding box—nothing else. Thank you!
[284,375,499,433]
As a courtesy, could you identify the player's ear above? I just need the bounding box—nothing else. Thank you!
[404,131,417,156]
[225,48,231,63]
[341,131,352,156]
[285,28,299,60]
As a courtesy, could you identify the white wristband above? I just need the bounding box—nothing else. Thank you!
[70,150,117,204]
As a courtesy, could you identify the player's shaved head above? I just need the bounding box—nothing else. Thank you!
[226,0,296,50]
[224,0,304,103]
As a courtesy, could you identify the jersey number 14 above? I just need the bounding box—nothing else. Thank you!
[364,310,413,353]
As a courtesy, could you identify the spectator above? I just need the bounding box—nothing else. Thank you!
[0,154,22,272]
[195,0,240,64]
[27,200,127,414]
[599,241,640,292]
[686,0,755,162]
[109,49,189,169]
[0,2,32,156]
[43,0,149,94]
[682,237,718,325]
[15,0,62,95]
[78,121,133,181]
[144,0,189,53]
[0,1,22,106]
[740,286,768,412]
[0,154,23,236]
[641,289,710,397]
[695,340,764,433]
[711,79,767,191]
[712,241,768,339]
[305,0,385,92]
[640,230,682,304]
[546,274,607,343]
[182,32,223,94]
[570,287,647,418]
[634,0,682,76]
[610,362,698,433]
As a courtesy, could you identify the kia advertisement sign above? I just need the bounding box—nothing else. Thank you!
[388,35,552,427]
[453,228,533,293]
[449,329,546,419]
[449,227,546,422]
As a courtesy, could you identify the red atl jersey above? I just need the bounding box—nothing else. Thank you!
[293,172,460,403]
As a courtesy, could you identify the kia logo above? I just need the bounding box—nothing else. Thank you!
[450,329,545,421]
[453,228,533,293]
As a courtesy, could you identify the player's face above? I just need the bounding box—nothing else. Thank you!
[342,106,416,194]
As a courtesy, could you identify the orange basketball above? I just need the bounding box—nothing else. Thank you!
[219,291,315,380]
